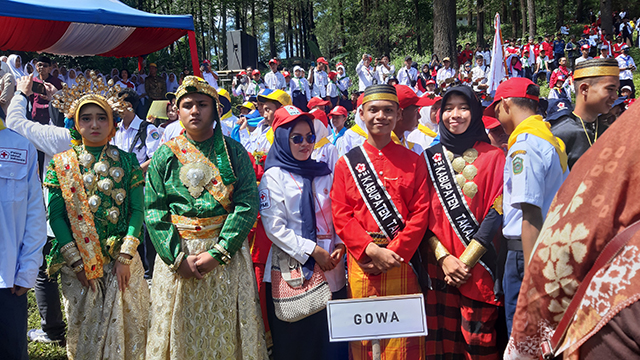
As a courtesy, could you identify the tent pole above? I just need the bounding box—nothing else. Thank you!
[188,30,201,77]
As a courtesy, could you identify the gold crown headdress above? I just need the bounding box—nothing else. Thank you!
[51,71,133,119]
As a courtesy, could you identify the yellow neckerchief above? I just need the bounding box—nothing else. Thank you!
[391,131,415,150]
[221,111,233,120]
[266,128,274,144]
[350,124,368,139]
[418,124,437,138]
[0,118,5,131]
[508,115,568,172]
[314,137,330,150]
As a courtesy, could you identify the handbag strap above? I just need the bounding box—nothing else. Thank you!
[542,219,640,359]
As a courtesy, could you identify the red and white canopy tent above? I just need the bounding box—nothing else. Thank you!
[0,0,202,76]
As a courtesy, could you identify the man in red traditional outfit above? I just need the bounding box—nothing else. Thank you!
[331,84,430,360]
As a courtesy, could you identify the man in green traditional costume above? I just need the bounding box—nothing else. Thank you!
[145,76,268,359]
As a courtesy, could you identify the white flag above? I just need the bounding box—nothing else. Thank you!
[487,13,507,94]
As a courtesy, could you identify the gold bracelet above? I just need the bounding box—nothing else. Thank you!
[213,243,231,265]
[459,239,487,268]
[117,255,133,265]
[169,252,185,272]
[72,263,84,273]
[61,242,82,266]
[120,235,140,256]
[427,236,450,263]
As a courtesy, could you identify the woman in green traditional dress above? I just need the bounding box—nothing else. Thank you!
[44,74,149,360]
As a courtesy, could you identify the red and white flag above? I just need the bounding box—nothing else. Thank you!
[486,13,507,93]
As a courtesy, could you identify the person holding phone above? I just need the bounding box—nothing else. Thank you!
[30,56,62,126]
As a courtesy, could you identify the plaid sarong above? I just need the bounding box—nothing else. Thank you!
[347,254,425,360]
[425,254,500,360]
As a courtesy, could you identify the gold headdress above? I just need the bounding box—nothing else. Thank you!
[175,76,219,105]
[51,71,133,119]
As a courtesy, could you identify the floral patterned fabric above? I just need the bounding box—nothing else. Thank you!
[505,101,640,359]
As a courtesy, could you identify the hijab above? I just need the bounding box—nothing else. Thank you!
[264,116,331,280]
[438,85,490,155]
[7,55,26,79]
[166,72,179,92]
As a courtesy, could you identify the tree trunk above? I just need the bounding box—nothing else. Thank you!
[234,3,241,30]
[520,0,526,39]
[600,0,612,35]
[433,0,457,68]
[340,0,346,48]
[527,0,536,39]
[221,0,228,69]
[414,0,422,54]
[556,0,564,31]
[268,0,276,58]
[477,0,485,48]
[576,0,583,23]
[288,8,294,58]
[251,0,256,36]
[511,0,518,37]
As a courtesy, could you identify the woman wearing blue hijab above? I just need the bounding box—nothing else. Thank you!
[259,105,348,360]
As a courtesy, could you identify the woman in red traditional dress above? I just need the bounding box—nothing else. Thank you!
[422,85,505,359]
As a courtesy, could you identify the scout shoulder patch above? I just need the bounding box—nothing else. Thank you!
[150,130,160,140]
[259,189,271,210]
[513,157,524,175]
[509,149,527,158]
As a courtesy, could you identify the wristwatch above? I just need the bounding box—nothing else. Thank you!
[15,90,28,99]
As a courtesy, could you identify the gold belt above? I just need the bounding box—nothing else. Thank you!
[170,214,228,240]
[368,232,390,246]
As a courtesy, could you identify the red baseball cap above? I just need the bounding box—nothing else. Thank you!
[283,71,291,78]
[237,70,247,77]
[329,106,348,118]
[316,57,329,65]
[309,108,329,128]
[394,85,440,109]
[307,96,331,109]
[272,105,312,131]
[483,78,539,117]
[251,69,261,76]
[482,116,501,129]
[425,79,436,86]
[269,58,279,65]
[328,71,337,80]
[581,44,590,50]
[356,93,365,108]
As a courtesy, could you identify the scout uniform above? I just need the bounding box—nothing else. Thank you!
[484,78,569,336]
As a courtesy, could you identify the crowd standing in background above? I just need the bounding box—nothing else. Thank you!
[1,7,640,360]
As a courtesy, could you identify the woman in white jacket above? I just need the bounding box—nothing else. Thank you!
[258,105,347,360]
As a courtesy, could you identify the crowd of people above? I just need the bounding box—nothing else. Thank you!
[1,7,639,360]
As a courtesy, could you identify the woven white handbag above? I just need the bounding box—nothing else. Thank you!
[270,246,332,322]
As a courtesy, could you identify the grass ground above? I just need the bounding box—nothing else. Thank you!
[27,290,67,360]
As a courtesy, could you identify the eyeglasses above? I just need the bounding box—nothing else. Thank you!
[290,134,316,145]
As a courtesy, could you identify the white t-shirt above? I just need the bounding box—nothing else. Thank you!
[202,71,219,89]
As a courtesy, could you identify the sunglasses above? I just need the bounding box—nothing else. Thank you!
[290,134,316,145]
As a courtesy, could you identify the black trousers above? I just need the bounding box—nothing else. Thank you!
[0,288,28,360]
[34,238,66,341]
[266,283,348,360]
[139,223,157,279]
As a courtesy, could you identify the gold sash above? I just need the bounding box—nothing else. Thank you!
[53,149,106,280]
[166,135,235,212]
[314,137,330,150]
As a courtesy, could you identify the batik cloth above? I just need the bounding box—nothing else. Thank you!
[506,101,640,359]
